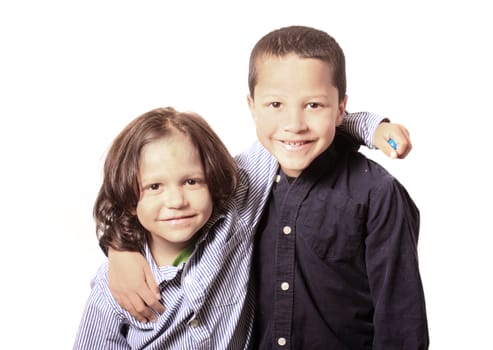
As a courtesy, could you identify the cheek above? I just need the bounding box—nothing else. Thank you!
[251,108,262,124]
[190,190,213,212]
[205,194,214,219]
[309,118,338,145]
[136,198,156,221]
[254,115,275,133]
[202,194,214,216]
[135,203,145,224]
[313,115,339,132]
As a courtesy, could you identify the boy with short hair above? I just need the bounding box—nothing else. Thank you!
[248,25,428,349]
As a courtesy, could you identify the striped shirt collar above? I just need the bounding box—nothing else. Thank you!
[144,211,227,285]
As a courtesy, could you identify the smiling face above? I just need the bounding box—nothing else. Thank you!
[248,53,347,178]
[136,129,213,263]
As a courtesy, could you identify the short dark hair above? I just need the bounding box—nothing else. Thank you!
[95,107,238,253]
[248,25,346,102]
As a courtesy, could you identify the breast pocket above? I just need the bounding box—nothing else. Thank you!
[300,189,365,261]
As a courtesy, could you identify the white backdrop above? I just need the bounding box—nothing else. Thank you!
[1,1,491,349]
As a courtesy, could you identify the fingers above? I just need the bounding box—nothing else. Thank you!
[373,133,397,158]
[107,249,164,322]
[112,293,149,323]
[380,142,398,159]
[396,141,412,159]
[374,122,413,159]
[143,266,166,314]
[114,291,162,323]
[120,269,164,322]
[120,262,165,323]
[131,293,160,323]
[386,139,398,159]
[390,133,412,159]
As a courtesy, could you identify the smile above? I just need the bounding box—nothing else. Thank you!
[280,140,311,150]
[161,215,195,223]
[283,140,307,146]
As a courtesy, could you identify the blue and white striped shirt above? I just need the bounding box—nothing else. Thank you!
[73,112,383,350]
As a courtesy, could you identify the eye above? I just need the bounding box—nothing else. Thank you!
[269,101,282,109]
[149,183,161,191]
[141,183,163,195]
[184,178,206,188]
[307,102,322,109]
[185,179,198,186]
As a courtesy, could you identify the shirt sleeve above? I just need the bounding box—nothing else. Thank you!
[338,111,389,149]
[234,141,279,227]
[73,268,130,350]
[365,179,429,349]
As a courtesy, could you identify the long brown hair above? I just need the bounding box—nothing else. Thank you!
[94,107,238,253]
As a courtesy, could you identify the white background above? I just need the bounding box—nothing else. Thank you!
[1,1,491,349]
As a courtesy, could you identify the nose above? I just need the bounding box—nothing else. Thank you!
[282,107,307,132]
[164,186,187,209]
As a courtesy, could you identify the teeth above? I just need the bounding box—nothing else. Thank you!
[284,141,305,146]
[282,141,307,150]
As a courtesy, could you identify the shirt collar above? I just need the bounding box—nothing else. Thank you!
[143,211,226,285]
[144,244,182,285]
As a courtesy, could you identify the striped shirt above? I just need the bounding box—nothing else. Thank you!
[73,111,383,350]
[340,111,385,149]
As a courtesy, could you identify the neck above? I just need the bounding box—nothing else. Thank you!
[149,241,189,266]
[149,236,197,267]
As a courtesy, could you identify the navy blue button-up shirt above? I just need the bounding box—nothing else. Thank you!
[252,135,429,349]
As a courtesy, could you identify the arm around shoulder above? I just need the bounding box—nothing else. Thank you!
[340,111,413,159]
[339,111,385,149]
[107,248,164,323]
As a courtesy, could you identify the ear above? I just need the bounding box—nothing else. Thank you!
[336,95,348,126]
[246,94,255,117]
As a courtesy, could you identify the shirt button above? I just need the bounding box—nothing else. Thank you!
[281,282,289,291]
[184,275,192,285]
[189,319,199,328]
[277,337,287,346]
[282,226,292,235]
[275,174,281,183]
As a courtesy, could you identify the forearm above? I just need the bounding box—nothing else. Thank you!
[100,239,144,258]
[235,141,279,225]
[338,111,388,149]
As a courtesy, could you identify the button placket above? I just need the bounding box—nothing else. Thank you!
[273,219,295,349]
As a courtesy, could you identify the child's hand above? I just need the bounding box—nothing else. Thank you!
[374,122,412,159]
[108,248,165,322]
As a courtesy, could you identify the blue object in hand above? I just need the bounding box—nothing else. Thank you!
[388,138,397,150]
